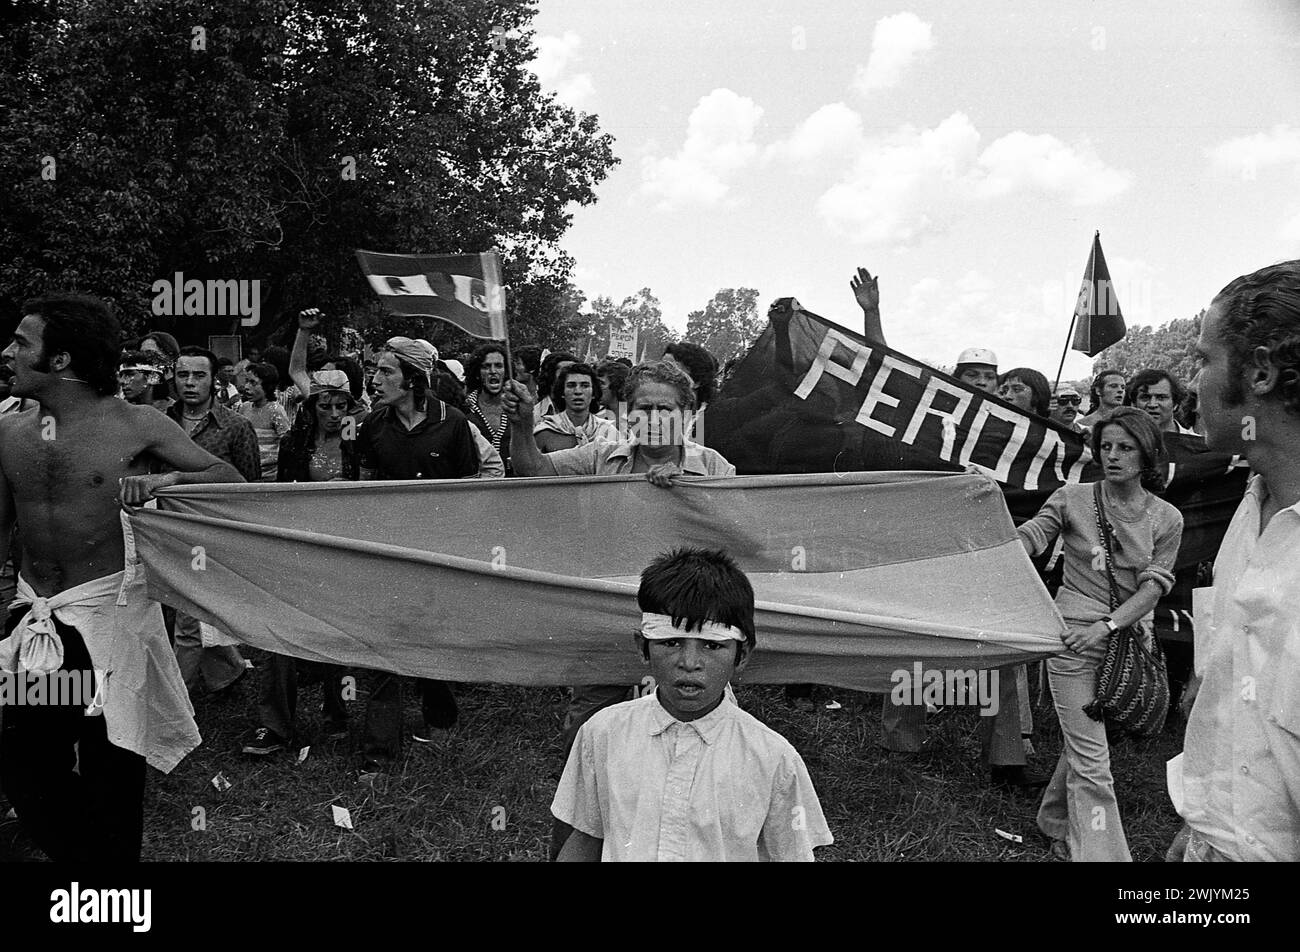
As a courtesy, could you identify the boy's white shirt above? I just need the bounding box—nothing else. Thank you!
[552,691,832,862]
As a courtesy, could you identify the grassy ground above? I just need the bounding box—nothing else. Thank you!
[0,652,1186,861]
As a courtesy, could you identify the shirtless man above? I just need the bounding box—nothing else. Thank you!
[0,293,243,861]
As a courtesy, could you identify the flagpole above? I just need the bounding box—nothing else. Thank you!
[501,287,514,383]
[1053,231,1098,393]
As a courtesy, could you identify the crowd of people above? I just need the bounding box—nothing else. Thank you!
[0,257,1296,862]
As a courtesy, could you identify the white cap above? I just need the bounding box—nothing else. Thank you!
[442,358,465,382]
[955,347,997,367]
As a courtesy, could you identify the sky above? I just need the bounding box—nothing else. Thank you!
[528,0,1300,379]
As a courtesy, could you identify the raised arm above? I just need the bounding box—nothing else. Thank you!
[501,380,557,477]
[850,266,886,346]
[289,308,319,399]
[119,408,244,505]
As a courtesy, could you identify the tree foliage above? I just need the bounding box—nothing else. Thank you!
[684,287,763,364]
[0,0,616,349]
[574,288,677,361]
[1091,312,1203,386]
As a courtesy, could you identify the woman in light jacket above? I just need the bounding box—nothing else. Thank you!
[1018,407,1183,861]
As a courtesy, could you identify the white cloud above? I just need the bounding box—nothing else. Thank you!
[530,32,594,108]
[892,272,1079,374]
[1281,209,1300,243]
[765,102,863,168]
[816,112,980,245]
[639,88,764,209]
[974,132,1133,205]
[1206,124,1300,175]
[853,12,934,94]
[816,112,1133,245]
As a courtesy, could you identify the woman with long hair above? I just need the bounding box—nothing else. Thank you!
[1017,407,1184,860]
[997,367,1051,417]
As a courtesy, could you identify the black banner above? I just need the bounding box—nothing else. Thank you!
[706,299,1248,572]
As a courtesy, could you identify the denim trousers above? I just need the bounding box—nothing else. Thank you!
[1036,643,1132,861]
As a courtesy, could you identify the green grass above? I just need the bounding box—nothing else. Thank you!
[0,653,1186,861]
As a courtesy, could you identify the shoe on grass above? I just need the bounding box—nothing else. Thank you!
[411,725,452,744]
[357,760,390,785]
[991,765,1050,791]
[241,727,287,756]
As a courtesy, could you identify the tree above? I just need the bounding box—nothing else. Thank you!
[576,288,677,361]
[1090,312,1202,386]
[684,287,763,364]
[0,0,618,348]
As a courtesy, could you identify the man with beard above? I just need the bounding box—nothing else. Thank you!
[0,294,242,861]
[1167,260,1300,862]
[464,343,513,474]
[356,337,479,781]
[166,347,261,696]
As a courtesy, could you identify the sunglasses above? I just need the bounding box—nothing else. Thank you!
[1056,396,1081,406]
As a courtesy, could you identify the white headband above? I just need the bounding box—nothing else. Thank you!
[639,612,745,643]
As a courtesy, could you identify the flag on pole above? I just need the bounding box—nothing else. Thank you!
[355,250,507,339]
[1069,231,1125,356]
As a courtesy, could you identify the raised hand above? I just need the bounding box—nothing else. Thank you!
[298,308,323,330]
[850,267,879,314]
[502,379,534,424]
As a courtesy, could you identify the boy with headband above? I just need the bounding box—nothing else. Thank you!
[551,547,833,861]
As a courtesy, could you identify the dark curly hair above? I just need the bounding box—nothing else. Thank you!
[537,351,576,404]
[551,361,601,413]
[594,359,630,406]
[1125,368,1187,411]
[464,343,510,396]
[1213,259,1300,415]
[514,344,542,376]
[664,341,719,407]
[430,369,469,412]
[245,361,279,397]
[22,293,121,396]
